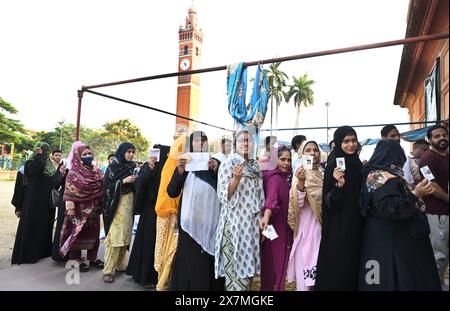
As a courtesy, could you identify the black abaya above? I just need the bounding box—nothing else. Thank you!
[125,162,161,286]
[11,154,55,265]
[167,168,224,291]
[358,178,441,290]
[315,126,364,291]
[11,170,26,213]
[51,167,68,262]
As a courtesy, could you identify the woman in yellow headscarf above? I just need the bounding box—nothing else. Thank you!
[154,134,186,291]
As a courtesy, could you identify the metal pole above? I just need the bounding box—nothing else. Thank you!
[260,120,444,132]
[75,90,83,141]
[82,33,448,90]
[83,89,234,132]
[325,102,330,145]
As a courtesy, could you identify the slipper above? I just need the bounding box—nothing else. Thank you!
[103,274,114,283]
[79,262,90,273]
[89,259,104,269]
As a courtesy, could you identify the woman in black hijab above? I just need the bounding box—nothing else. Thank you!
[126,144,170,288]
[358,139,441,290]
[102,142,137,283]
[315,126,363,291]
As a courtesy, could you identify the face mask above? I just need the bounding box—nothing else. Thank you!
[81,155,93,166]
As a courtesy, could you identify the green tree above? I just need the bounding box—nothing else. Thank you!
[285,73,315,134]
[31,123,95,156]
[101,119,150,161]
[265,63,288,134]
[0,97,27,144]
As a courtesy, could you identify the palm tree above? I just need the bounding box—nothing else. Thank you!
[285,73,315,134]
[265,63,288,135]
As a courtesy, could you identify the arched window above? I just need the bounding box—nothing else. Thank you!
[184,45,188,55]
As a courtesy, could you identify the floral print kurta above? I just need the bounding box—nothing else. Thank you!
[214,156,265,279]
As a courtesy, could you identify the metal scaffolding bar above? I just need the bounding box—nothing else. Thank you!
[75,32,449,139]
[82,33,448,90]
[84,89,234,132]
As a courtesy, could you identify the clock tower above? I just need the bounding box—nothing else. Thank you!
[176,4,203,130]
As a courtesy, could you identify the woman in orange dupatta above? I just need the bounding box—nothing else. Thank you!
[154,134,186,291]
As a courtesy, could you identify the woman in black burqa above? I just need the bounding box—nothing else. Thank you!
[126,144,170,288]
[315,126,363,291]
[358,139,441,290]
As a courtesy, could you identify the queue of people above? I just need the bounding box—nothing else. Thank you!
[10,123,449,291]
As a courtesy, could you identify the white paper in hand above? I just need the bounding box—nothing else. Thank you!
[149,148,160,162]
[302,155,314,170]
[336,157,346,171]
[262,225,279,241]
[185,152,210,172]
[420,165,435,181]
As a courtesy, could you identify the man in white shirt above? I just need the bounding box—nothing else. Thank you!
[403,139,430,187]
[291,135,307,173]
[213,138,232,164]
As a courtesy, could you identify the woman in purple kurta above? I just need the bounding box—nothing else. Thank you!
[59,142,104,271]
[260,145,293,291]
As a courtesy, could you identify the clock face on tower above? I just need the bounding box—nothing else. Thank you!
[180,59,190,71]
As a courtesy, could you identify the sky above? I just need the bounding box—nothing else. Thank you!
[0,0,412,158]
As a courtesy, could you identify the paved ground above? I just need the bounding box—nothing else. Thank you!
[0,242,148,291]
[1,180,447,291]
[0,180,147,291]
[0,181,18,270]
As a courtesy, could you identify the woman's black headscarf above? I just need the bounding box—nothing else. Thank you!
[362,139,406,178]
[103,141,137,234]
[187,131,218,189]
[323,126,363,211]
[115,142,135,163]
[360,139,407,216]
[189,131,208,152]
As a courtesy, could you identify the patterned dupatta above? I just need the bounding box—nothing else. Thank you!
[60,142,103,258]
[63,143,104,202]
[288,140,324,233]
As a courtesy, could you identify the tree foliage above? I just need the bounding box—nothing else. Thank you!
[20,119,150,162]
[0,97,27,144]
[285,73,315,132]
[101,119,150,160]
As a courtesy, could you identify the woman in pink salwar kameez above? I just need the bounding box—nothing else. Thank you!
[287,140,323,291]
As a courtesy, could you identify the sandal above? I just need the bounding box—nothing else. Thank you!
[103,274,114,283]
[89,259,104,269]
[79,262,90,273]
[116,268,126,273]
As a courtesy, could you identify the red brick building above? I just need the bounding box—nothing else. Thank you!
[393,0,449,130]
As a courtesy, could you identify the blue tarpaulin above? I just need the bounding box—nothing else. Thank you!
[272,126,432,154]
[400,126,431,142]
[359,126,432,146]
